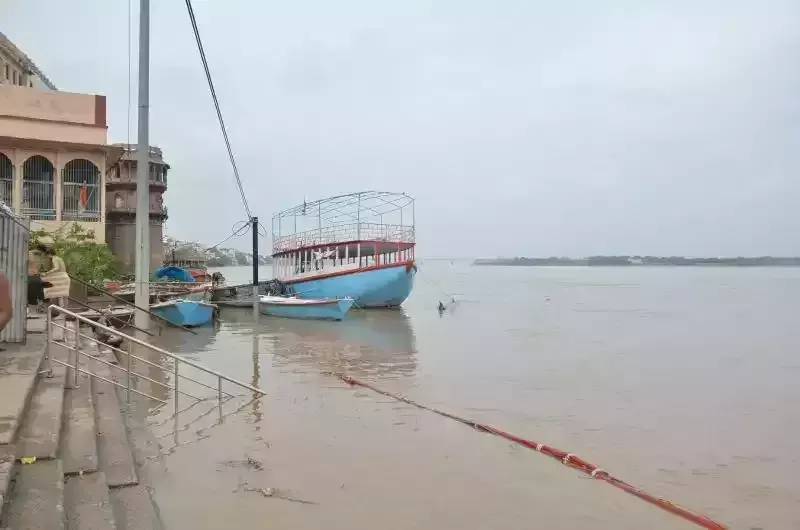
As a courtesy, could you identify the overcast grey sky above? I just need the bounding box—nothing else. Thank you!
[5,0,799,257]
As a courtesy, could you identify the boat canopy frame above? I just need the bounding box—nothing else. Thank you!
[272,191,415,255]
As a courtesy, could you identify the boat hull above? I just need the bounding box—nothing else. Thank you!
[151,300,215,327]
[259,298,355,321]
[287,262,416,308]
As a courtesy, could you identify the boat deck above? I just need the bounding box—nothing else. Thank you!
[274,240,414,257]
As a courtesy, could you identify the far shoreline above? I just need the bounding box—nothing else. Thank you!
[473,256,800,267]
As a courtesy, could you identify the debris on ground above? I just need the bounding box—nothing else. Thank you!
[218,456,265,471]
[234,478,317,505]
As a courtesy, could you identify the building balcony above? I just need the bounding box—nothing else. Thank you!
[106,204,168,219]
[105,178,167,190]
[112,143,164,161]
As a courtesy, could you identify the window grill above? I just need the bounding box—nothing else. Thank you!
[62,159,101,222]
[0,152,12,207]
[22,155,56,220]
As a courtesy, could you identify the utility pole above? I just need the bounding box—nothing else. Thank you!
[252,216,259,317]
[134,0,151,332]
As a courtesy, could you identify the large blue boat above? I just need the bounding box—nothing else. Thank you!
[271,192,417,308]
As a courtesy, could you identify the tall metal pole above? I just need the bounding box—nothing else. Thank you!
[134,0,151,332]
[252,216,259,316]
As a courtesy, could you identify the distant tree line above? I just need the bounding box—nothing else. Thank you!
[473,256,800,267]
[206,249,271,267]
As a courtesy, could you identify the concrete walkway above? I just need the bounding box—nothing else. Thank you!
[0,316,162,529]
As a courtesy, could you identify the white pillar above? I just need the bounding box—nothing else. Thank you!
[54,156,63,221]
[11,148,21,214]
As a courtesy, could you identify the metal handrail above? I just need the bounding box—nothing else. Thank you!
[46,305,266,414]
[49,320,206,404]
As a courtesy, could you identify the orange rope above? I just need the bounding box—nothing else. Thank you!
[339,374,727,530]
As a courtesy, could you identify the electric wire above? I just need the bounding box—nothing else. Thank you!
[209,220,250,249]
[183,0,252,219]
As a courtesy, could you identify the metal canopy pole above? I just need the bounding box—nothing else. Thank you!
[134,0,151,332]
[356,192,361,240]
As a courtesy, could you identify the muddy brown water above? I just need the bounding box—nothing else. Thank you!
[132,264,799,529]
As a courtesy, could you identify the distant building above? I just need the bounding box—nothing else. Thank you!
[164,245,207,270]
[0,33,116,242]
[105,145,169,273]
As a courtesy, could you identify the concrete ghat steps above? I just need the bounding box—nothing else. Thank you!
[0,333,48,508]
[109,486,163,530]
[0,445,15,511]
[65,471,118,530]
[91,370,139,488]
[0,334,47,446]
[0,321,162,530]
[16,361,67,459]
[113,388,165,530]
[61,376,100,475]
[0,458,65,530]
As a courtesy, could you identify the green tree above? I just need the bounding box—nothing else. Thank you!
[29,224,120,286]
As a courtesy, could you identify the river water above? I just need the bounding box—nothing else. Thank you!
[141,264,799,529]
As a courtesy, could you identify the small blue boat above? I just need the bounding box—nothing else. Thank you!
[259,295,354,321]
[151,299,216,327]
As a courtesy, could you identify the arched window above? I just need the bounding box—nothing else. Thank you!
[62,159,101,222]
[114,194,124,208]
[0,152,12,208]
[22,155,56,220]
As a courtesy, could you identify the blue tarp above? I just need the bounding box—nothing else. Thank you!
[152,266,196,283]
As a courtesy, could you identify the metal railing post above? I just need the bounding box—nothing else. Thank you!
[173,360,179,415]
[73,320,80,388]
[65,316,76,389]
[45,308,53,374]
[217,377,222,408]
[126,341,132,404]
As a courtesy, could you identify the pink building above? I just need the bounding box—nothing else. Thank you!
[1,32,167,271]
[0,82,119,242]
